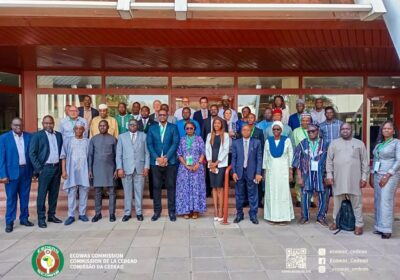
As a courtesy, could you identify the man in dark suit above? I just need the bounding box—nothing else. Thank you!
[78,95,99,125]
[201,104,228,142]
[231,125,263,224]
[138,106,157,134]
[146,109,180,222]
[0,118,34,233]
[149,99,162,123]
[193,96,210,132]
[29,115,63,228]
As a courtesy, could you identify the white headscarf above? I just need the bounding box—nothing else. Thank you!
[272,121,284,131]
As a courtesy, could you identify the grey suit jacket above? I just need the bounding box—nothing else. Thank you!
[116,131,150,175]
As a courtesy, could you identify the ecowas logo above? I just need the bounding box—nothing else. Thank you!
[32,245,64,278]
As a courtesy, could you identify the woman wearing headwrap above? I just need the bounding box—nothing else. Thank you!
[263,121,294,224]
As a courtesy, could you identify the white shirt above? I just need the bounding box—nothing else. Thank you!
[13,132,26,165]
[174,107,195,121]
[159,123,167,143]
[45,131,59,164]
[131,114,142,121]
[311,109,326,125]
[243,138,250,168]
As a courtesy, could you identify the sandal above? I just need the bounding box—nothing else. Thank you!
[192,212,198,219]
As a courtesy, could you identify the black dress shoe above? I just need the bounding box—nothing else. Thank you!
[5,224,13,233]
[250,218,259,225]
[137,215,144,221]
[109,214,116,222]
[373,230,383,235]
[233,216,244,223]
[169,214,176,222]
[48,216,62,223]
[381,233,391,239]
[91,214,102,223]
[122,215,131,222]
[38,221,47,228]
[20,220,34,227]
[151,214,160,221]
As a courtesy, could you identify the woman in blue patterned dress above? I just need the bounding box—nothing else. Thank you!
[176,121,207,219]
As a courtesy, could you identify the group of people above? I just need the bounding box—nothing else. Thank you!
[0,95,399,239]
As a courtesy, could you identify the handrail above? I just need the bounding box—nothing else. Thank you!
[222,164,232,225]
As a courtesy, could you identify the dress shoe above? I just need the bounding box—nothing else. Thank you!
[136,215,144,221]
[48,216,62,223]
[373,230,383,235]
[298,217,309,224]
[110,214,116,222]
[91,213,102,223]
[38,220,47,228]
[381,233,391,239]
[329,223,338,231]
[295,201,301,208]
[5,223,13,233]
[122,215,131,222]
[310,202,317,208]
[64,216,75,226]
[316,218,329,227]
[250,218,259,224]
[79,215,89,222]
[354,226,363,235]
[169,214,177,222]
[20,220,34,227]
[233,216,244,223]
[151,214,160,221]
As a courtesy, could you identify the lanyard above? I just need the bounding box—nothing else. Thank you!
[301,128,309,140]
[69,117,76,128]
[376,137,393,159]
[250,127,255,137]
[308,139,319,156]
[186,135,195,152]
[160,124,167,140]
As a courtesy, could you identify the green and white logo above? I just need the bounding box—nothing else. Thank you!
[32,244,64,278]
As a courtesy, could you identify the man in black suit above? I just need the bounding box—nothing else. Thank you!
[138,106,157,134]
[78,95,99,125]
[29,115,63,228]
[201,104,228,142]
[193,96,210,132]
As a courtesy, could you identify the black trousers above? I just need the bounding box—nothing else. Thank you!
[151,165,177,215]
[37,164,61,221]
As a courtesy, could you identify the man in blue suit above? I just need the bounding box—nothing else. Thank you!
[146,109,180,222]
[231,125,263,224]
[0,118,34,233]
[29,115,63,228]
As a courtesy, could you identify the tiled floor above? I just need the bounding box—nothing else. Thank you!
[0,214,399,280]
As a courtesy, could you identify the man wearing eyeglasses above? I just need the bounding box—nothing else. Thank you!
[292,124,329,227]
[147,109,180,222]
[116,119,150,222]
[59,105,88,141]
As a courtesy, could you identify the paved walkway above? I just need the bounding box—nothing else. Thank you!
[0,214,399,280]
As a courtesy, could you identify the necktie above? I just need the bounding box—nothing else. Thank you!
[244,140,248,168]
[203,110,207,119]
[131,133,136,144]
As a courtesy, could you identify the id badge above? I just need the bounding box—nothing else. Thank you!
[186,155,193,166]
[311,160,319,171]
[374,161,381,172]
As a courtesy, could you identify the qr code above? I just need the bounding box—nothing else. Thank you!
[286,248,307,269]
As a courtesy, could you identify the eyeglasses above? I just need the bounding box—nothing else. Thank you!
[128,124,137,126]
[307,130,317,134]
[272,128,281,131]
[158,114,167,117]
[185,127,194,130]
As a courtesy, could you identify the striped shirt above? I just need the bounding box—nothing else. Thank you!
[319,119,343,147]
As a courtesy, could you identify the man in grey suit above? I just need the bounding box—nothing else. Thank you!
[116,119,150,221]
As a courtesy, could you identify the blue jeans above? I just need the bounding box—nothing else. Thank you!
[5,165,31,225]
[235,169,258,219]
[374,173,399,233]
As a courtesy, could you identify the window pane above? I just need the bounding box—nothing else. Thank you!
[106,76,168,89]
[0,72,20,87]
[238,77,299,89]
[37,94,102,129]
[37,76,102,89]
[305,95,363,140]
[106,95,169,117]
[303,77,363,89]
[368,76,400,89]
[0,93,20,134]
[172,77,234,89]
